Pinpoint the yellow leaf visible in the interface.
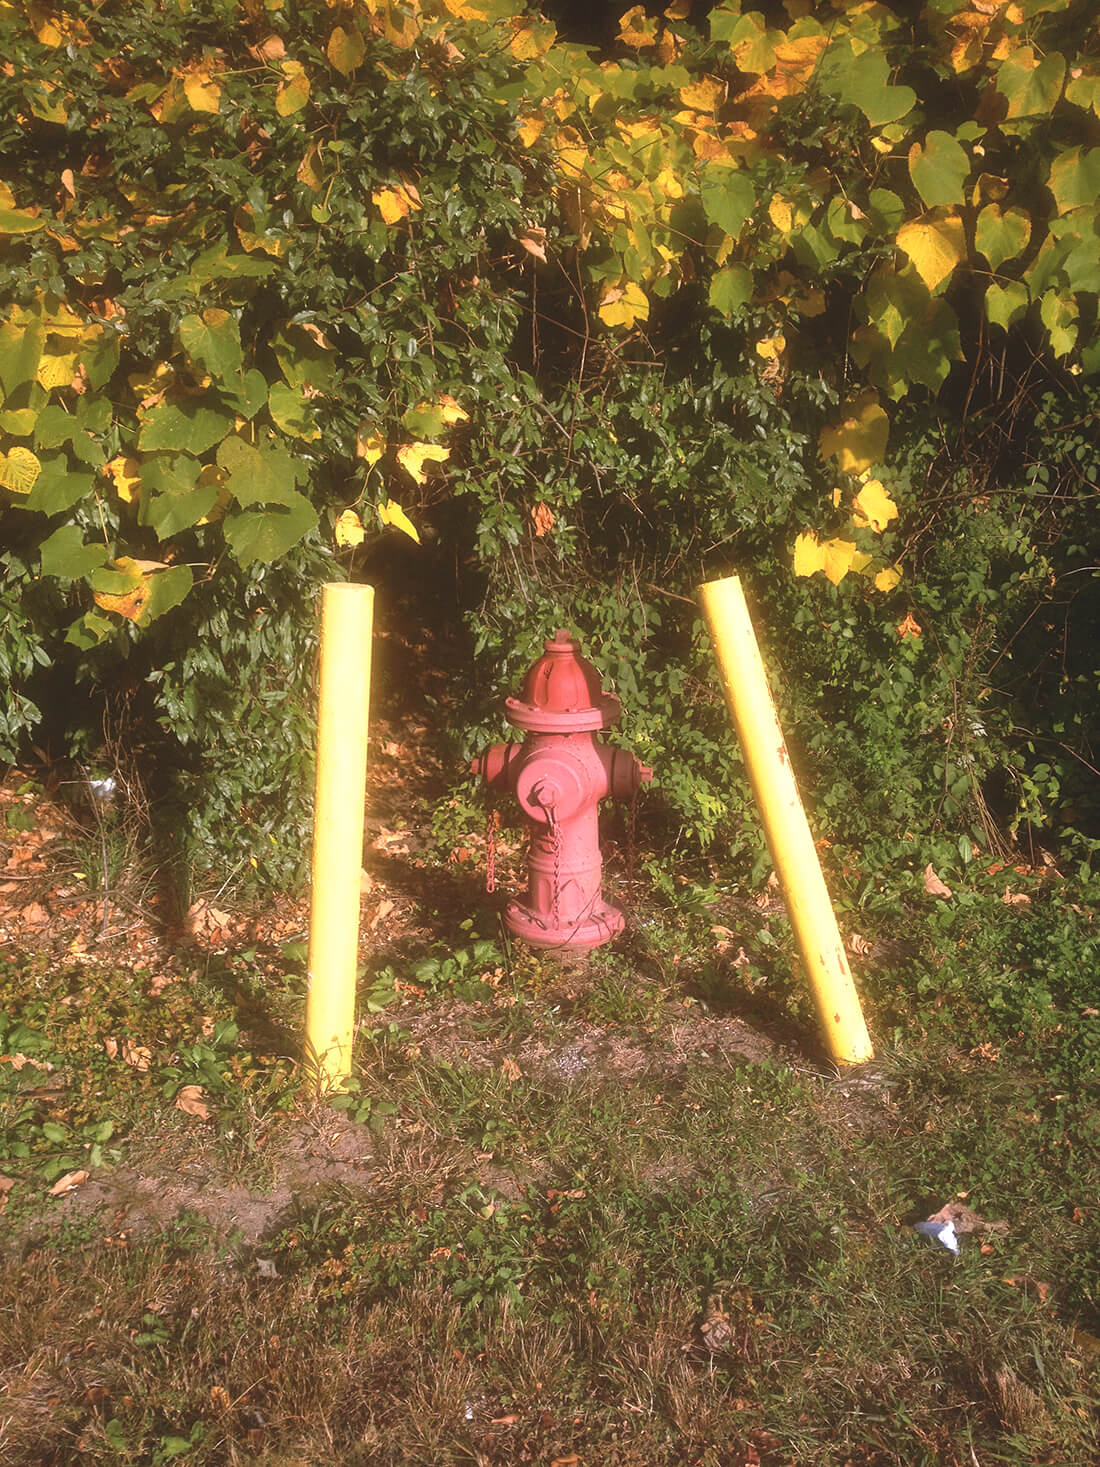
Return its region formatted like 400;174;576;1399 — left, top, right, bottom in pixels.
0;446;41;495
874;565;903;592
94;558;162;622
372;183;422;225
679;76;725;113
853;479;899;532
823;538;857;585
618;5;658;48
755;334;785;360
793;530;825;577
335;508;365;547
327;24;365;76
517;114;545;148
378;499;421;543
396;442;449;485
275;61;310;117
357;425;386;464
819;392;889;473
183;69;222;114
36;351;78;390
654;167;684;200
598;280;649;329
896;209;966;293
509;18;556;60
297;143;325;192
105;456;141;504
437;394;469;425
769;196;793;234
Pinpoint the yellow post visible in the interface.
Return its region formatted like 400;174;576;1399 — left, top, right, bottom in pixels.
697;573;873;1065
305;582;374;1087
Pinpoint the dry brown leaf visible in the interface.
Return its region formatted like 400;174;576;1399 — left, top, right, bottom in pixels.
368;898;395;932
847;932;873;956
103;1037;119;1059
491;1414;520;1426
518;228;547;261
531;501;555;537
0;1175;14;1195
550;1458;580;1467
501;1056;523;1082
210;1385;231;1411
1002;888;1031;905
121;1039;152;1071
700;1292;733;1351
21;902;48;926
49;1169;89;1196
896;610;922;639
176;1091;211;1120
176;1084;211;1120
923;864;952;899
249;35;286;62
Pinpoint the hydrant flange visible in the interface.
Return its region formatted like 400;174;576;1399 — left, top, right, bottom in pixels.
472;629;652;950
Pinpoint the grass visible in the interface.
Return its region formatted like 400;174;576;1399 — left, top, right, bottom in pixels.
1;854;1097;1464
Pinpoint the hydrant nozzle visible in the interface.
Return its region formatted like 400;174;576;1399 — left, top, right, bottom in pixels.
472;629;652;950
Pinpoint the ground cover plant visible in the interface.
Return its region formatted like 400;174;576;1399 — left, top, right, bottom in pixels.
1;747;1097;1466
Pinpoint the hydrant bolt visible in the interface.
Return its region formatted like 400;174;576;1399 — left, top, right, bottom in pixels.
471;629;653;950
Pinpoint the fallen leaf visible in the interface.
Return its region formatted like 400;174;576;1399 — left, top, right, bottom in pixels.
501;1056;523;1081
176;1084;210;1120
847;932;873;956
103;1037;119;1059
121;1039;152;1071
491;1414;520;1426
210;1385;231;1411
700;1292;733;1351
21;902;48;926
49;1169;89;1196
368;898;395;932
1002;887;1031;905
923;864;952;898
0;1175;14;1195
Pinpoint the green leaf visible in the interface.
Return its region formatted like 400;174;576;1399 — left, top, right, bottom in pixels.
1039;290;1077;357
143;565;194;620
790;223;836;271
817;40;916;127
272;326;335;392
975;206;1031;271
826;197;868;245
268;382;320;441
0;408;38;435
79;332;121;391
863;263;929;349
0;207;46;235
1063;231;1100;295
23;457;94;514
985;280;1029;331
146;485;219;538
0;320;45;396
708;265;753;317
223;368;268;420
909;131;970;209
700;168;756;240
223;495;318;566
179;310;243;380
139;400;233;455
996;46;1065;120
217;434;301;507
865;189;904;236
1047;148;1100;215
65;611;115;648
40;525;110;580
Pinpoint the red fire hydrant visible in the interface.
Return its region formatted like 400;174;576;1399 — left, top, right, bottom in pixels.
472;629;653;950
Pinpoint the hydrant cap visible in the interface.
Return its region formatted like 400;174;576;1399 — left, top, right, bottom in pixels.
506;628;621;732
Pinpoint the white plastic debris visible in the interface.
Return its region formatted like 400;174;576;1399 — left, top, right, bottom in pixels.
88;776;117;802
914;1218;960;1254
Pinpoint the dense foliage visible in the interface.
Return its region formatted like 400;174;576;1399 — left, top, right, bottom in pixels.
0;0;1097;883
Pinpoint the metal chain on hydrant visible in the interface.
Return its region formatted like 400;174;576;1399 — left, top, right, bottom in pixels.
548;806;561;930
485;804;498;894
627;783;639;888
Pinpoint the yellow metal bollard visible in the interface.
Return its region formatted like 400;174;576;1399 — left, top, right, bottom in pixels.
697;573;873;1065
305;582;374;1087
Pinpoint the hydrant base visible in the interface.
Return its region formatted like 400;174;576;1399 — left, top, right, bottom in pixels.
504;897;624;951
